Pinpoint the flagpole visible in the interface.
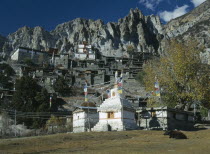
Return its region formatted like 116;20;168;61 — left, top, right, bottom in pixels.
155;77;165;130
121;71;124;131
50;96;52;108
84;81;90;132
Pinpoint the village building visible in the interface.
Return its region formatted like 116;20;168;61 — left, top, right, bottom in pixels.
136;107;195;130
51;53;69;69
74;42;95;61
73;104;99;133
92;87;139;131
92;72;139;131
11;47;51;64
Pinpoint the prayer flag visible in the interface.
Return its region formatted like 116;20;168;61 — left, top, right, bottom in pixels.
84;82;88;102
50;96;52;107
106;89;111;98
118;89;123;94
154;81;160;97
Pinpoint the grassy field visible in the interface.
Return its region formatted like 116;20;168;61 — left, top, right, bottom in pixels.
1;129;210;154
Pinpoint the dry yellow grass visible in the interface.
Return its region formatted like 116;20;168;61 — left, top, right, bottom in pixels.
1;129;210;154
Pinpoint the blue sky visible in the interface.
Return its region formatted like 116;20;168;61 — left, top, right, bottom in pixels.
0;0;206;36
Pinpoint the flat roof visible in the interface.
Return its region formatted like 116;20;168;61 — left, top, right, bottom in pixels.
18;47;52;55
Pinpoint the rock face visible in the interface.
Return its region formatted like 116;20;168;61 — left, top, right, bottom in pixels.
7;26;55;51
164;0;210;64
4;8;163;57
0;35;8;58
0;35;6;50
1;0;210;63
164;0;210;38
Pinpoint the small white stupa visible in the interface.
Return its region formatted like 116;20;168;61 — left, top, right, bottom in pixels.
93;71;139;131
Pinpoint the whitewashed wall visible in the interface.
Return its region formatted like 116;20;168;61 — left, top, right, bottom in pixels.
155;110;167;118
139;109;194;130
73;112;86;133
73;110;99;133
94;110;137;131
75;53;95;60
11;50;19;60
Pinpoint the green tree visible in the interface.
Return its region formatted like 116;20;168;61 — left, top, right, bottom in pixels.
46;115;66;133
0;63;15;77
12;76;41;111
135;71;146;85
142;40;210;110
11;76;41;127
35;88;51;112
53;77;72;96
11;76;59;128
126;45;135;58
0;63;15;89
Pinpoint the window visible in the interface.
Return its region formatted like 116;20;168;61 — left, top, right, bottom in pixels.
107;112;114;119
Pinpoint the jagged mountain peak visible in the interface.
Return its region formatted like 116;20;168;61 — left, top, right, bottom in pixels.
0;4;209;63
0;8;165;57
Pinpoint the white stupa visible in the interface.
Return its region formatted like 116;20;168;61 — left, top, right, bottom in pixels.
93;71;139;131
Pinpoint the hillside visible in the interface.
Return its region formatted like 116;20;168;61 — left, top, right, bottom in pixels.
1;129;210;153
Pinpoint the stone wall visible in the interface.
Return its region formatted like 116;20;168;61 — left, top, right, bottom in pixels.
54;54;69;69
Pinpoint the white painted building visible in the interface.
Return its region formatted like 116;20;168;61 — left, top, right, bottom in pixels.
74;44;95;60
93;87;139;131
11;47;49;64
73;106;99;133
137;107;195;130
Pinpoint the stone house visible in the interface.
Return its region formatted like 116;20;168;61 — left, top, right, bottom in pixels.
73;106;99;133
53;54;69;69
74;44;95;61
11;47;50;64
136;107;195;130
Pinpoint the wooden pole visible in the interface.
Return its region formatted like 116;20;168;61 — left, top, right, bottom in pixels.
14;110;16;137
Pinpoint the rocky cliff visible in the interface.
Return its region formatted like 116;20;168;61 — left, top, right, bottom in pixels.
2;8;163;57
